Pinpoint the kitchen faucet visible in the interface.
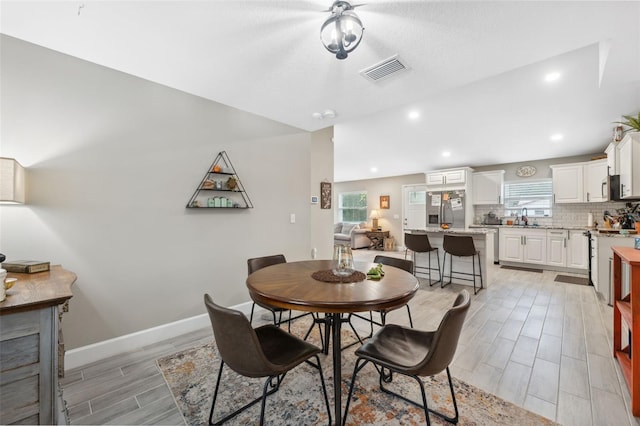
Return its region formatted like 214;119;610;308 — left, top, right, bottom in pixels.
521;208;529;226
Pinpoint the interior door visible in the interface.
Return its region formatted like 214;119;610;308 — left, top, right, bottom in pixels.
403;185;426;230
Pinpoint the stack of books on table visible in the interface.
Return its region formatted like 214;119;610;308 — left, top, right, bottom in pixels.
1;260;50;274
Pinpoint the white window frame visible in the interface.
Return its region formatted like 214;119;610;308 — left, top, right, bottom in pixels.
503;179;553;218
338;191;368;223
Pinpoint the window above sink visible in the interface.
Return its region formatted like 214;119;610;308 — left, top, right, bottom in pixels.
503;179;553;218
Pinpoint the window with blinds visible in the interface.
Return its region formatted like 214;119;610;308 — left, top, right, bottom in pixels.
503;179;553;217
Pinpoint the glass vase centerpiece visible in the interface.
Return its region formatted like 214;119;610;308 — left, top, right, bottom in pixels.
332;244;354;277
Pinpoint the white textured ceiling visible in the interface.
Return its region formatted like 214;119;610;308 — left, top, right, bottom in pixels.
2;1;639;182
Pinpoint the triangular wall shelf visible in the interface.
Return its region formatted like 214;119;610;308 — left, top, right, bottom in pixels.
186;151;253;209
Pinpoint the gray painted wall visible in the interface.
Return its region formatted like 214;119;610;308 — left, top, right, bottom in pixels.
0;35;332;349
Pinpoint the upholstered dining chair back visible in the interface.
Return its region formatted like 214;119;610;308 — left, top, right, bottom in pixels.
204;294;274;377
418;290;470;376
373;255;414;274
248;254;286;275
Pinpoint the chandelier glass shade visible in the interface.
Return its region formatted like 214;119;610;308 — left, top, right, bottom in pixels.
320;1;364;60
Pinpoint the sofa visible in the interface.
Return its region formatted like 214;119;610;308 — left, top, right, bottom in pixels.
334;222;370;249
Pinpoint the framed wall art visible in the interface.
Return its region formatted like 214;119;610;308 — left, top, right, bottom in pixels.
320;182;332;209
380;195;390;209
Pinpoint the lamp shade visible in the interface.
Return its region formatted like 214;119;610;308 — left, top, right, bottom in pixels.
369;209;379;219
0;158;25;204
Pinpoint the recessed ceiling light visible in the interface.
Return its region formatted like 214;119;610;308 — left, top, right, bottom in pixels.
544;72;561;82
370;167;378;173
442;151;451;157
408;110;420;120
550;133;564;141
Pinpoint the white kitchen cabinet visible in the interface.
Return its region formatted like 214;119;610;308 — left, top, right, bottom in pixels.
585;159;608;202
499;228;546;264
605;142;619;175
594;234;636;304
619;133;640;199
551;164;584;203
523;229;546;264
546;229;568;267
567;230;588;270
472;170;504;205
426;168;469;186
544;229;587;270
551;159;608;203
500;230;524;262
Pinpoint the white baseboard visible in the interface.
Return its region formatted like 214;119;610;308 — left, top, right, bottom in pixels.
65;300;259;370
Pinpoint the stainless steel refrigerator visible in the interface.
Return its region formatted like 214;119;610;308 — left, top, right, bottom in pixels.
426;189;466;229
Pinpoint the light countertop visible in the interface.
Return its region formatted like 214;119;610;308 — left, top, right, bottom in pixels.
407;227;496;235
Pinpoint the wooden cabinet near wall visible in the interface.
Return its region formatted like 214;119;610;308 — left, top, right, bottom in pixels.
0;266;75;425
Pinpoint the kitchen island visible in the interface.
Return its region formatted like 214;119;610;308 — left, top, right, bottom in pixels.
406;227;495;288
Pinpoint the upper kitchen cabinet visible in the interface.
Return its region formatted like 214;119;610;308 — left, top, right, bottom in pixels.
551;163;584;203
605;142;619;175
472;170;505;205
550;159;608;203
426;167;473;187
619;133;640;199
585;159;608;202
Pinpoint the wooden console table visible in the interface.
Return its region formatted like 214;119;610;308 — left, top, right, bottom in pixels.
612;246;640;416
366;230;390;250
0;266;76;425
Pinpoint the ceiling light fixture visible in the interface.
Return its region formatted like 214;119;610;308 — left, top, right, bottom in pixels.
544;72;561;82
370;167;378;173
442;151;451;157
320;1;364;60
550;133;564;141
312;109;337;120
408;111;420;120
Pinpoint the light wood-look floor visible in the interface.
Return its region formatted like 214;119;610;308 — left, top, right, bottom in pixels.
60;249;640;425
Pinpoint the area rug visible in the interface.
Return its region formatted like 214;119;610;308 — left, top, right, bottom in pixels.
554;274;590;286
500;265;543;273
157;321;556;425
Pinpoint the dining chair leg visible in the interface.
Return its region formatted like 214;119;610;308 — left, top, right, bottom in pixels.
209;362;282;425
406;305;414;328
249;303;256;324
343;358;370;426
305;354;332;426
428;250;435;286
476;252;484;294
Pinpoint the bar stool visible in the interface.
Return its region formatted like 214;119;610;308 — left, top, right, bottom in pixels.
442;234;483;294
404;232;441;286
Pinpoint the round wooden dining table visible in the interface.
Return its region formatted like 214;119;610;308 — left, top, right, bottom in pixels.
246;259;419;425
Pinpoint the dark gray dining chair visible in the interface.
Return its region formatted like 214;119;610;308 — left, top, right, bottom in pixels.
247;254;290;328
348;255;415;341
343;290;471;426
204;294;331;425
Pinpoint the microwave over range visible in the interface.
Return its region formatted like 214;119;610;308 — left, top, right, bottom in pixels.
603;174;640;201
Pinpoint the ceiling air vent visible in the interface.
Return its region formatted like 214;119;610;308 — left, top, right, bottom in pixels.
360;55;408;82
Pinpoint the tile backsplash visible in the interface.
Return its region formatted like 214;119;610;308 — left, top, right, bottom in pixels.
473;201;632;228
